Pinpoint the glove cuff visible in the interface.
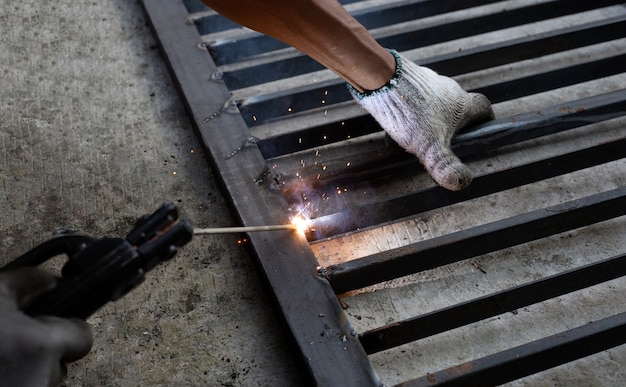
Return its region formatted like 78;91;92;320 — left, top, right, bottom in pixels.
346;49;403;100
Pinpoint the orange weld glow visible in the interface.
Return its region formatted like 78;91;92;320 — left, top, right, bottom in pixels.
290;214;313;234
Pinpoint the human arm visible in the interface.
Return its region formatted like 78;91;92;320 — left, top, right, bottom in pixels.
199;0;494;190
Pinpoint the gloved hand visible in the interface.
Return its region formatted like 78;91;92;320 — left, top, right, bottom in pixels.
348;49;494;191
0;267;93;387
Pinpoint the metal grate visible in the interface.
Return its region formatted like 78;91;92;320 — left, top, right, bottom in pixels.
141;1;626;385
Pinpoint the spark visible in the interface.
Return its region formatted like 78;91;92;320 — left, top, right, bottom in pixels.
290;213;313;234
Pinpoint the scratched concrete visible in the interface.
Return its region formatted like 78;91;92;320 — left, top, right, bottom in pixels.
0;1;305;386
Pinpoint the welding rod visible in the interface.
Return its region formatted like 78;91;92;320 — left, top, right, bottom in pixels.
193;224;299;234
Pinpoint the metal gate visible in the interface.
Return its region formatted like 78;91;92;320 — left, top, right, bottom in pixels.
140;0;626;385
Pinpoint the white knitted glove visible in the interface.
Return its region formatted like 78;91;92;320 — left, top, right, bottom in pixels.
348;50;494;190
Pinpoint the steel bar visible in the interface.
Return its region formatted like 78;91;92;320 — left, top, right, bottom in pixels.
193;14;239;36
323;187;626;293
306;136;626;240
140;1;380;385
143;0;626;385
275;89;626;197
182;0;208;14
243;16;626;137
426;15;626;76
376;0;624;56
209;0;501;65
224;2;625;90
477;54;626;104
360;252;626;354
397;311;626;387
196;0;373;52
350;0;499;31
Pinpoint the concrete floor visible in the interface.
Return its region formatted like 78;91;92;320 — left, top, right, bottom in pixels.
2;1;625;386
0;1;305;385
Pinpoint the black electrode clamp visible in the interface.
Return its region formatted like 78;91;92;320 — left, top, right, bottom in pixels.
1;203;193;319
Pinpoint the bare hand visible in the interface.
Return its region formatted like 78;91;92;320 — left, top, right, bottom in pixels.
0;268;93;387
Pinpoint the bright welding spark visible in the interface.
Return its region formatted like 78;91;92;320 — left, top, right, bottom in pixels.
290;213;312;234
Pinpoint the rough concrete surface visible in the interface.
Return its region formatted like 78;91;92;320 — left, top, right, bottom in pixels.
0;1;305;385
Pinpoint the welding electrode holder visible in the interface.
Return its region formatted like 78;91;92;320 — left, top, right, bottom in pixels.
0;203;193;319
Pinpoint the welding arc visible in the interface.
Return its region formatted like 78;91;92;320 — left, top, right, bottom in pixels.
193;224;298;234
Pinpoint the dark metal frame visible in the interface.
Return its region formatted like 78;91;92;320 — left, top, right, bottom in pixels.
141;1;626;385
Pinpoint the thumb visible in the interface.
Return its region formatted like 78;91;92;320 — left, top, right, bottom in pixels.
37;315;94;362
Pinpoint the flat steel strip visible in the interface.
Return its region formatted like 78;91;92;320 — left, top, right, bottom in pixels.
225;1;625;91
241;15;626;132
324;187;626;293
141;0;626;385
361;252;626;354
140;1;380;385
243;19;626;158
278;89;626;222
209;0;502;65
399;311;626;387
306;136;626;240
